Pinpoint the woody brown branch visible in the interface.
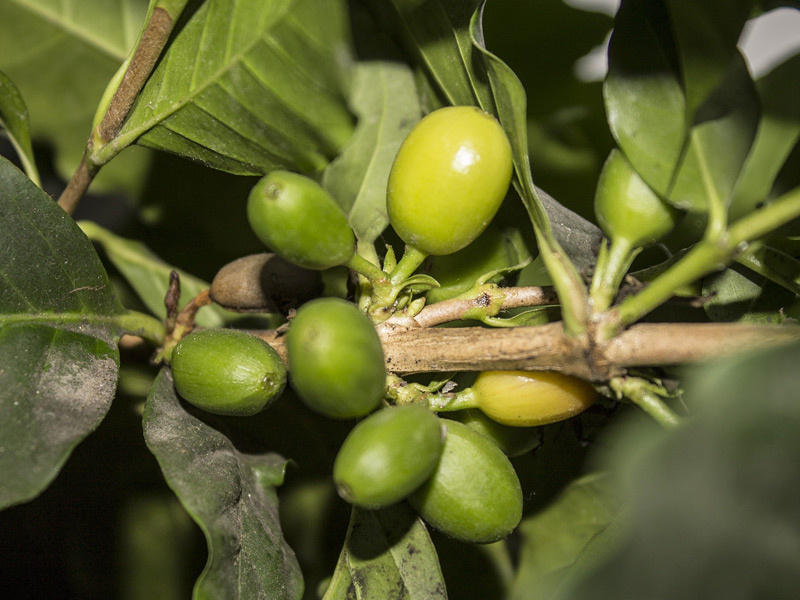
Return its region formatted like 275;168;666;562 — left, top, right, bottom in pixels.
256;321;800;382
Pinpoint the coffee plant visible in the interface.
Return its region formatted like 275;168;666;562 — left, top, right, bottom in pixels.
2;0;800;598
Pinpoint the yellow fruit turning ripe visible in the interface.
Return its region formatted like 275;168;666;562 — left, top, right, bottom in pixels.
472;370;597;427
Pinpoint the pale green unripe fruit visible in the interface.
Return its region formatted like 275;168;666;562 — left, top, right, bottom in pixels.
171;329;286;416
446;409;541;457
333;405;444;508
286;298;386;419
408;420;523;544
387;106;513;256
247;171;355;270
594;149;680;248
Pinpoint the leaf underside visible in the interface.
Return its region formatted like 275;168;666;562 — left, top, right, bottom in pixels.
107;0;354;176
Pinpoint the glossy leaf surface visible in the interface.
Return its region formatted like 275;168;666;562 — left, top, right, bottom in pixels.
0;70;39;185
605;0;759;213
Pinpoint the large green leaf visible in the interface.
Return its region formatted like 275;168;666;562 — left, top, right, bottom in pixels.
368;0;487;109
0;0;151;191
324;504;447;599
0;156;124;509
322;5;422;245
509;474;622;600
0;70;40;186
143;369;303;599
555;340;800;599
605;0;759;213
732;52;800;219
97;0;354;176
665;0;753;115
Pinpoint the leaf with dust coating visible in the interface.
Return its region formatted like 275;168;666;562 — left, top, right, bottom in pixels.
324;503;447;599
142;369;304;600
0;156;124;509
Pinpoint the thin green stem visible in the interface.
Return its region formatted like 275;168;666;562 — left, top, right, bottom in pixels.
628;389;682;428
589;237;637;312
612;377;681;429
692;130;727;242
606;185;800;337
346;252;387;283
727;185;800;244
388;245;428;285
116;310;167;346
536;235;589;337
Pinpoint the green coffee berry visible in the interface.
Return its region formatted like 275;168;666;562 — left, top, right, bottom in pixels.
286;298;386;419
408;420;523;544
170;329;286;416
247;171;355;270
333;405;444;508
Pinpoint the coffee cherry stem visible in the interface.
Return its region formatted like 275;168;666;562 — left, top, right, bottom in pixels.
589;236;640;313
386;373;478;412
366;245;434;320
388;245;428;286
345;251;388;283
610;376;682;429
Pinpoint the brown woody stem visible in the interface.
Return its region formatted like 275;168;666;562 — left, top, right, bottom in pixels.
256;321;800;382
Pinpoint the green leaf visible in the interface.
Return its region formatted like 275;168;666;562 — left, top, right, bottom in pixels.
0;156;124;509
665;0;754;115
468;4;601;271
0;70;40;186
100;0;354;176
605;1;759;213
468;6;592;330
509;474;622;600
373;0;488;109
0;0;152;191
732;52;800;219
323;6;422;245
703;266;796;324
555;340;800;599
702;266;764;321
142;369;303;600
79;220;256;328
737;244;800;296
325;504;447;599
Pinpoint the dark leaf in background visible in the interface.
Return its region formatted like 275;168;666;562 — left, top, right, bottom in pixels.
0;0;152;192
555;340;800;599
